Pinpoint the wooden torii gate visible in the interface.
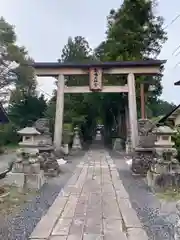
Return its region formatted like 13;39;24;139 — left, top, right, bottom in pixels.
32;60;166;151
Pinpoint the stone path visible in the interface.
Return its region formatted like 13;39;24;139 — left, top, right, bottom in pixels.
30;149;148;240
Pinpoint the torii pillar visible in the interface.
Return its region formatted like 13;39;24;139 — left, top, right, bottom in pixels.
54;74;65;150
127;73;139;149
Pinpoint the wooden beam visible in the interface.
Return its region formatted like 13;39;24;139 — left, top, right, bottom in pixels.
35;68;88;76
64;85;128;93
104;66;161;75
102;85;128;92
34;66;161;77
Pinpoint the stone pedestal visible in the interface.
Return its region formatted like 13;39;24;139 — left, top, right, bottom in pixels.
2;170;45;190
38;152;60;177
26;170;45;190
147;160;180;191
72;132;82;150
61;144;69;155
131;148;154;176
12;161;40;174
95;130;102;141
4;147;45;190
113;138;124;151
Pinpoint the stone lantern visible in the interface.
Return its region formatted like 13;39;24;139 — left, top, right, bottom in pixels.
17;127;41;147
72;126;82;150
5;126;46;190
153;126;178;168
153;125;177;157
147;125;179;191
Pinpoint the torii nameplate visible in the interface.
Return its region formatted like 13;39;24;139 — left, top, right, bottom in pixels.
89;68;102;91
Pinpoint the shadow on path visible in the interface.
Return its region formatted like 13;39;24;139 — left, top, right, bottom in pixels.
111;151;176;240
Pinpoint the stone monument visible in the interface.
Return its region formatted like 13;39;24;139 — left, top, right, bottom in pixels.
34;118;52;146
72;127;82;150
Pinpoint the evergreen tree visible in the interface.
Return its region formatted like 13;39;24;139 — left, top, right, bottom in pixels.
9;94;47;128
95;0;167;132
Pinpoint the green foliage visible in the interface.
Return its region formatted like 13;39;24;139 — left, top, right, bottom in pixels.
60;36;93;63
0;17;41;147
63;123;73;132
108;1;166;59
0;17;36;91
8;94;47;128
45;36;96;136
148;100;176;117
0;123;20;147
94;0;168;135
173;132;180;161
44;93;56;135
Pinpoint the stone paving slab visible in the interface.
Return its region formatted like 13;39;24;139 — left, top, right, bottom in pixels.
29;149;148;240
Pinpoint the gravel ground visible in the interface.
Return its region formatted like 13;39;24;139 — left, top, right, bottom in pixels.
111;151;177;240
0;151;85;240
0;153;16;172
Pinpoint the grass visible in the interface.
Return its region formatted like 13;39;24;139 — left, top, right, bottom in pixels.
0;185;38;216
156;189;180;202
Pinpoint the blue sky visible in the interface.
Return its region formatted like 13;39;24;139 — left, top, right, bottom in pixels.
0;0;180;104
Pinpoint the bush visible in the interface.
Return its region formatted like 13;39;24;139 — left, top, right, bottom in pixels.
173;132;180;161
0;123;20;147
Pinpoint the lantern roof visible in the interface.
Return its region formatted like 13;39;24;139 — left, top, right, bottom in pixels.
17;127;41;135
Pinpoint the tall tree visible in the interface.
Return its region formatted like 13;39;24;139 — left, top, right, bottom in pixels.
0;17;18;104
9;94;47;128
60;36;93;63
46;36;97;139
149;99;176;117
0;17;37;106
96;0;167;60
94;0;167;134
0;17;43;148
